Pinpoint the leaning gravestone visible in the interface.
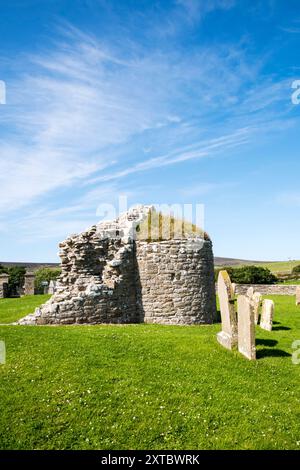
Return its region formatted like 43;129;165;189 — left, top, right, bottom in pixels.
237;295;256;360
296;286;300;306
217;270;237;350
260;299;274;331
252;292;262;325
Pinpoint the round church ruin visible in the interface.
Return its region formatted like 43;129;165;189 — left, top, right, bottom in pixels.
20;206;217;325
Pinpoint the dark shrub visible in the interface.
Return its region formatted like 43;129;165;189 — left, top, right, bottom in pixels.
230;265;277;284
7;266;26;297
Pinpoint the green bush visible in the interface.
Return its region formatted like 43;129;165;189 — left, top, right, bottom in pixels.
215;265;277;284
0;264;8;275
34;267;61;294
292;264;300;274
231;265;277;284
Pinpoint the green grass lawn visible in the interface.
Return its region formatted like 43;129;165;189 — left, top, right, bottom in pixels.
279;280;300;285
0;295;51;324
254;260;300;274
0;295;299;450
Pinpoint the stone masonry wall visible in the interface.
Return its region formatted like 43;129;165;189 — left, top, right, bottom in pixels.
19;206;217;325
136;239;217;324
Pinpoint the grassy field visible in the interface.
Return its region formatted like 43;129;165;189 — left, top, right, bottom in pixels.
214;260;300;274
0;295;299;450
254;261;300;274
0;295;51;324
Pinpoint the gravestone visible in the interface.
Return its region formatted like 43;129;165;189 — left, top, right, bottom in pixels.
23;273;35;296
252;292;262;325
217;270;237;350
48;280;57;295
237;295;256;360
296;286;300;306
260;299;274;331
0;273;9;299
232;283;237;295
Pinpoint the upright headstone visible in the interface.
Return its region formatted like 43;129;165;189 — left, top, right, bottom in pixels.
23;273;35;296
252;292;262;325
260;299;274;331
48;280;57;295
0;273;9;299
231;283;237;295
217;270;237;350
237;295;256;360
296;286;300;306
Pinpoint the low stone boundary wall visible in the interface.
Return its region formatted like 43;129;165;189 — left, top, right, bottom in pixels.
234;284;297;296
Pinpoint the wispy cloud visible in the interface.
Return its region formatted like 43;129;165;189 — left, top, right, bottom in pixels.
88;127;251;183
0;13;295;247
0;21;260;214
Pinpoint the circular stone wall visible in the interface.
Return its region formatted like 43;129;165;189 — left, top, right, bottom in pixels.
135;238;217;324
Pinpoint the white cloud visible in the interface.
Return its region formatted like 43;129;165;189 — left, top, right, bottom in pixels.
88;127;251;183
0;18;293;247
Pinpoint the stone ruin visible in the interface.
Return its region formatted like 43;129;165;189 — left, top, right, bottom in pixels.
19;205;217;325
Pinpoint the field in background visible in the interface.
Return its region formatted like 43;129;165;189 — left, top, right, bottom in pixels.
0;295;299;450
0;295;50;324
253;261;300;274
214;259;300;274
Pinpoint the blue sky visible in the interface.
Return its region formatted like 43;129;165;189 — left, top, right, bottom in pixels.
0;0;300;262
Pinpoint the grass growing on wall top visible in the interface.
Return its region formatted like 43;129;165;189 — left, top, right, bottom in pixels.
136;209;209;242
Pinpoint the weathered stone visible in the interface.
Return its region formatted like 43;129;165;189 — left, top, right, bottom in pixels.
252;292;262;325
231;283;237;295
246;286;254;298
19;206;217;326
217;270;237;350
296;286;300;306
237;295;256;360
23;273;35;296
48;280;57;295
260;299;274;331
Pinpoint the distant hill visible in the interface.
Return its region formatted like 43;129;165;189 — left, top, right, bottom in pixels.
0;262;60;271
1;258;299;274
214;257;269;266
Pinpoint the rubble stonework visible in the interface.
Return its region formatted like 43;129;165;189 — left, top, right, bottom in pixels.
23;273;35;296
19;206;217;325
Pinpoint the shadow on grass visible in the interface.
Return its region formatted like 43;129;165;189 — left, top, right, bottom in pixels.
256;338;278;347
256;348;291;359
267;321;291;331
272;325;291;331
